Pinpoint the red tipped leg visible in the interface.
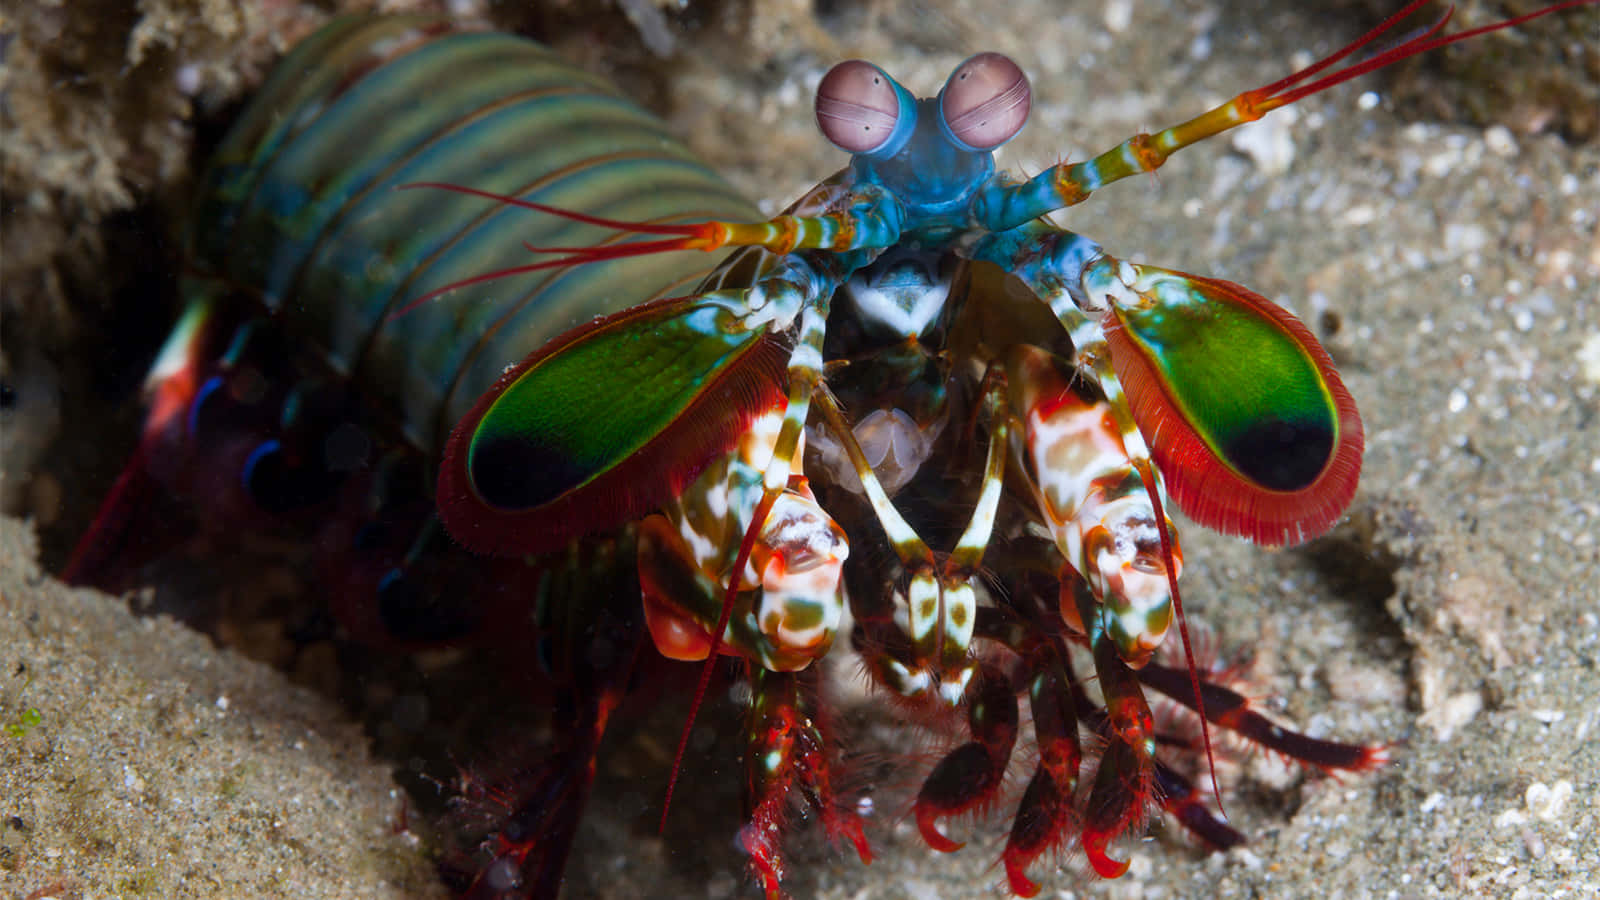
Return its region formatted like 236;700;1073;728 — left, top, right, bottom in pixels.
1002;663;1082;896
740;669;868;899
914;664;1018;852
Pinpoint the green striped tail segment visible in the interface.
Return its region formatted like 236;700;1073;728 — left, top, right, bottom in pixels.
1090;259;1362;547
181;15;760;462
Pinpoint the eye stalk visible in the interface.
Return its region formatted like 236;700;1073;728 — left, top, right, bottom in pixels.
938;52;1030;152
815;60;918;159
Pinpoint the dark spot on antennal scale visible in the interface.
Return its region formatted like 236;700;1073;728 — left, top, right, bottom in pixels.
1226;418;1334;491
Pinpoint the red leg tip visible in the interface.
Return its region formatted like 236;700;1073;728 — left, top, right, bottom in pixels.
737;823;788;900
1003;856;1043;898
839;815;873;864
1356;743;1392;771
1083;829;1130;879
914;804;965;853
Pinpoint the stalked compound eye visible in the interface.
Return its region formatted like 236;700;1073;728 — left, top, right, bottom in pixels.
938;52;1030;152
815;60;917;158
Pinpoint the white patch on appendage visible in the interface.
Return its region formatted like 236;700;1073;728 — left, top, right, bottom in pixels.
1086;266;1140;314
699;477;732;523
1096;374;1125;406
908;575;940;644
891;599;912;635
1091;499;1180;659
143;302;211;433
790;342;823;373
761;406;809;494
1098;545;1174;656
958;462;1004;553
1028;405;1130;525
1095;498;1162;561
763;494;849;565
739;408;787;463
764;457;794;493
1065;320;1105;357
938;668;973;707
668;407;805;579
887;661;932;699
681;517;720;570
858;459;919;547
735;277;807;332
1117;143;1147;178
942;581;976;652
850;277;946;339
147;304;207;390
745;283;768;311
758;591;839;660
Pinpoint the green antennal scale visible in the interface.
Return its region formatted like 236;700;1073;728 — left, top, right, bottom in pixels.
1094;262;1362;547
439;297;787;556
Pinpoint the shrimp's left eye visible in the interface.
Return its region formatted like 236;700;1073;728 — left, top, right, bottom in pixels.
938;52;1030;152
815;60;917;159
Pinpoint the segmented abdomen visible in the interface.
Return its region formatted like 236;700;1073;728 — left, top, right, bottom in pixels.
185;16;759;455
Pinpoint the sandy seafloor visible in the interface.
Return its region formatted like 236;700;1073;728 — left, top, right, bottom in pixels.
2;1;1598;899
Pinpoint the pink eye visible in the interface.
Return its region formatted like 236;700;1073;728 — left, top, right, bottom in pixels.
815;60;912;156
938;53;1030;152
